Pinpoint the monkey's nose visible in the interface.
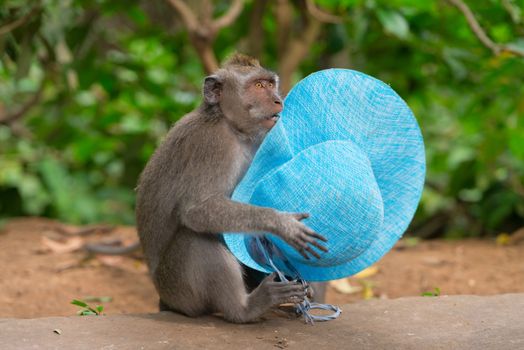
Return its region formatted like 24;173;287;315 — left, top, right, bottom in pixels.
274;99;283;113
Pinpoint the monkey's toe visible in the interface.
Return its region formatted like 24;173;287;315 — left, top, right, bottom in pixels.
269;282;307;305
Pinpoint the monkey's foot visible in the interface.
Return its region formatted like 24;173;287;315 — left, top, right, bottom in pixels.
271;304;301;319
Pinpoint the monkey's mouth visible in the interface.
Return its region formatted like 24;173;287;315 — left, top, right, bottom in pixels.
264;114;280;122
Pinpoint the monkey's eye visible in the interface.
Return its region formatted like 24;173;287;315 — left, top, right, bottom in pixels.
268;82;273;88
255;82;263;88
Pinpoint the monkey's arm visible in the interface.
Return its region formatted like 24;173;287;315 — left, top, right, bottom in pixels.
182;196;279;233
181;197;327;259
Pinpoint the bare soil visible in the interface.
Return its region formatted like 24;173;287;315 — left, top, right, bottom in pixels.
1;217;523;318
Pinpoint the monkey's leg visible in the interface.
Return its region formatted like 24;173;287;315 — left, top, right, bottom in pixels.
206;247;306;323
155;230;307;323
153;232;213;318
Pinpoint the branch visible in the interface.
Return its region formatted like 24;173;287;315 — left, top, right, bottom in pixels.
275;0;293;55
501;0;521;24
305;0;343;24
247;0;268;57
446;0;524;57
0;83;44;125
166;0;244;74
166;0;199;32
192;41;219;73
212;0;244;31
278;1;322;93
0;6;41;36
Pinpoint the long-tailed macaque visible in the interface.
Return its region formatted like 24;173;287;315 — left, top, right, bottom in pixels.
135;54;328;323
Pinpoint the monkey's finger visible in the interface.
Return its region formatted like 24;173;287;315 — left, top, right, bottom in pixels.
267;280;302;288
294;237;312;251
289;237;313;260
304;228;328;243
275;284;307;295
283;295;306;304
304;245;321;259
311;240;329;253
296;246;310;260
304;236;329;253
265;272;279;282
293;212;310;221
274;284;306;294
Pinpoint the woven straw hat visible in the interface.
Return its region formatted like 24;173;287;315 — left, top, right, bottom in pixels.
223;69;425;282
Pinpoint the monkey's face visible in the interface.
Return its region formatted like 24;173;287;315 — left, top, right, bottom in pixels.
240;72;283;130
204;67;283;134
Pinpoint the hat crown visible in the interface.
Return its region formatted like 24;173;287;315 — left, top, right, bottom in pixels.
248;139;384;267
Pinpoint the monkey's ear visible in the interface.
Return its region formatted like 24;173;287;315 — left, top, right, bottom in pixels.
203;75;222;105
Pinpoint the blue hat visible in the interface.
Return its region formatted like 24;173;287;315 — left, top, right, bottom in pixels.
223;69;425;282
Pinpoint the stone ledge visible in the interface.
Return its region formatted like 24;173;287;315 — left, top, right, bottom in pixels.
1;294;523;350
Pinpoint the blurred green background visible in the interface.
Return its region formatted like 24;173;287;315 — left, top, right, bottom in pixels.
1;0;523;238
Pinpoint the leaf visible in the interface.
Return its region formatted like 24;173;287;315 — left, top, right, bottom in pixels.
496;233;511;246
79;310;97;316
421;287;441;297
87;306;99;315
96;255;124;267
330;278;362;295
361;280;375;300
41;236;84;254
96;305;104;313
376;9;410;40
404;237;420;248
353;266;379;279
71;299;88;308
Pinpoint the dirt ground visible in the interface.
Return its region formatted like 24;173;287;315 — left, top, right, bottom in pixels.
1;217;523;318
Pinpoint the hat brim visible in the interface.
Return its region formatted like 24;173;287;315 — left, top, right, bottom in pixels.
223;69;425;281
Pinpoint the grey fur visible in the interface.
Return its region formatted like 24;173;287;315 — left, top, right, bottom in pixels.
136;55;327;323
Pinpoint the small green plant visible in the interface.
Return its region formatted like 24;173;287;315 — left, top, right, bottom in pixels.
71;299;104;316
421;287;441;297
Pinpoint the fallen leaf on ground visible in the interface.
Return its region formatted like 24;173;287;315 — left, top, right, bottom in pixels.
395;237;420;250
496;233;511;246
330;278;362;294
41;236;84;254
96;255;124;267
354;266;379;279
360;280;375;300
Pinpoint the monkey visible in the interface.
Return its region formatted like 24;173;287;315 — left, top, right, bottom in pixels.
134;54;328;323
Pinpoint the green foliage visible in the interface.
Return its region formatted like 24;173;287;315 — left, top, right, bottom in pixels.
1;0;200;224
1;0;523;237
71;299;104;316
421;287;441;297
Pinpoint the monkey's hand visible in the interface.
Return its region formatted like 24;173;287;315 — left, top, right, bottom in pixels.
258;273;307;306
275;212;328;260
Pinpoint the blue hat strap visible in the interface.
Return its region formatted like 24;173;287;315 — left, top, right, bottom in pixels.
253;235;341;324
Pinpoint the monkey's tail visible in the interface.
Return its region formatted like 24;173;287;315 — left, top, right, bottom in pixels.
84;241;141;255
